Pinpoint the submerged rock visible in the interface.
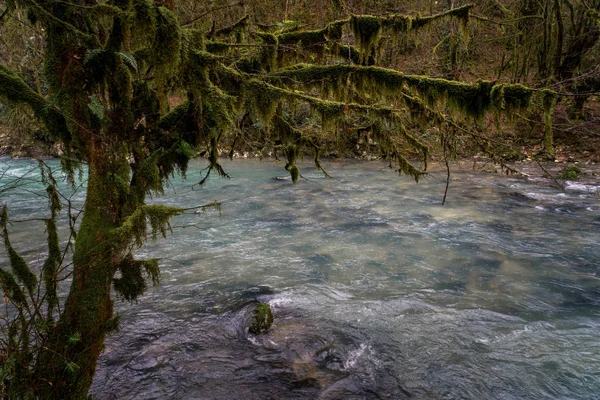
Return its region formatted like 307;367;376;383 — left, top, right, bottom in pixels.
249;302;274;334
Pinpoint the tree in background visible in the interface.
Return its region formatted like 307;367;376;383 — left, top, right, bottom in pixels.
0;0;557;397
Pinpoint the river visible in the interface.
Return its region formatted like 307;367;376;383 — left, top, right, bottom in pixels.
1;158;599;399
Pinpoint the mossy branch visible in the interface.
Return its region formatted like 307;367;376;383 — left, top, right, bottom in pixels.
21;0;95;42
274;63;540;120
350;4;474;62
212;14;249;38
113;204;184;248
0;65;70;143
244;79;429;179
271;116;329;181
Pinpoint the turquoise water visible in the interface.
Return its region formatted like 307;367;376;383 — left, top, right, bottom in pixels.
1;158;600;399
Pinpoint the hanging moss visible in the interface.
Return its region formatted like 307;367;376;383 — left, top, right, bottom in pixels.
0;268;27;308
494;84;533;112
409;4;473;31
244;79;281;123
43;217;61;314
392;117;430;170
384;15;412;33
350;15;381;63
407;78;496;119
200;85;235;133
1;206;37;296
327;20;346;41
346;5;473;63
0;65;70;143
205;40;231;55
400;92;444;125
254;32;279;71
285;144;300;183
130;152;164;202
114;204;184;247
337;44;373;65
131;82;161;128
141;4;182;90
191;50;223;68
394;153;426;183
159;100;190;130
131;0;157;52
278;29;327;46
274;64;538;120
113;254;160;302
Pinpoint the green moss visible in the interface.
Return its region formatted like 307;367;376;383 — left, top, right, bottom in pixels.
274;64;538;120
394;153;426;183
337;44;370;65
249;303;274;334
1;206;37;296
244;79;281;123
327;20;346;41
350;15;381;63
0;65;70;143
43;218;61;313
285;144;300;183
191;50;222;68
495;84;533;112
278;29;327;46
254;32;279;71
205;40;231;54
113;254;160;302
132;0;158;46
0;269;27;308
114;204;184;247
159;100;190;130
152;6;181;68
131;82;161;128
557;165;582;180
348;5;474;63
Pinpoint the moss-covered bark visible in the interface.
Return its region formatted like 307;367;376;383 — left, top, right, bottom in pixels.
38;164;120;398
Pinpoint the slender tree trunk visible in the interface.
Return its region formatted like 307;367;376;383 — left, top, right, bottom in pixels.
553;0;564;80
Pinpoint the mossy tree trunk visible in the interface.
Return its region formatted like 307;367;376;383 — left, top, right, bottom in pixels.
39;171;117;397
38;138;134;397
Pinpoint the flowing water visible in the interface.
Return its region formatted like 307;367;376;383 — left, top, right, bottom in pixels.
1;158;600;399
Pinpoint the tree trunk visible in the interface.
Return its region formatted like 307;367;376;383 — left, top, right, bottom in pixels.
553;0;564;80
38;161;124;399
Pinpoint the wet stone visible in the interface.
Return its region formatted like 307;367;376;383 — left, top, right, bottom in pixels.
249;303;274;335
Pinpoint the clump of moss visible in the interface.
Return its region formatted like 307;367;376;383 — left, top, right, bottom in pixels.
557;165;583;180
249;303;274;334
501;148;525;161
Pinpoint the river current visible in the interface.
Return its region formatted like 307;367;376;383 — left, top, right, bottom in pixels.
1;158;599;399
